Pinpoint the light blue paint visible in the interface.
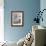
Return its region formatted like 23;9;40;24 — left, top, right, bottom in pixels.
4;0;40;42
40;0;46;27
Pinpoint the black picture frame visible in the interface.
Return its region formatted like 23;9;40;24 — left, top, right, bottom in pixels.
11;11;24;27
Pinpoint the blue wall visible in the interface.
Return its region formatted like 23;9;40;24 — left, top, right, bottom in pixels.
40;0;46;27
4;0;40;42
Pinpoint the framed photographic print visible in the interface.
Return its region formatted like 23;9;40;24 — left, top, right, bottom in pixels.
11;11;24;27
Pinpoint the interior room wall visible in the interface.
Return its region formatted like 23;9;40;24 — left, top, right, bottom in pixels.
4;0;40;42
40;0;46;27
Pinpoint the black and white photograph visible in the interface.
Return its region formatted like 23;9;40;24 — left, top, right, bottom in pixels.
11;11;24;27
